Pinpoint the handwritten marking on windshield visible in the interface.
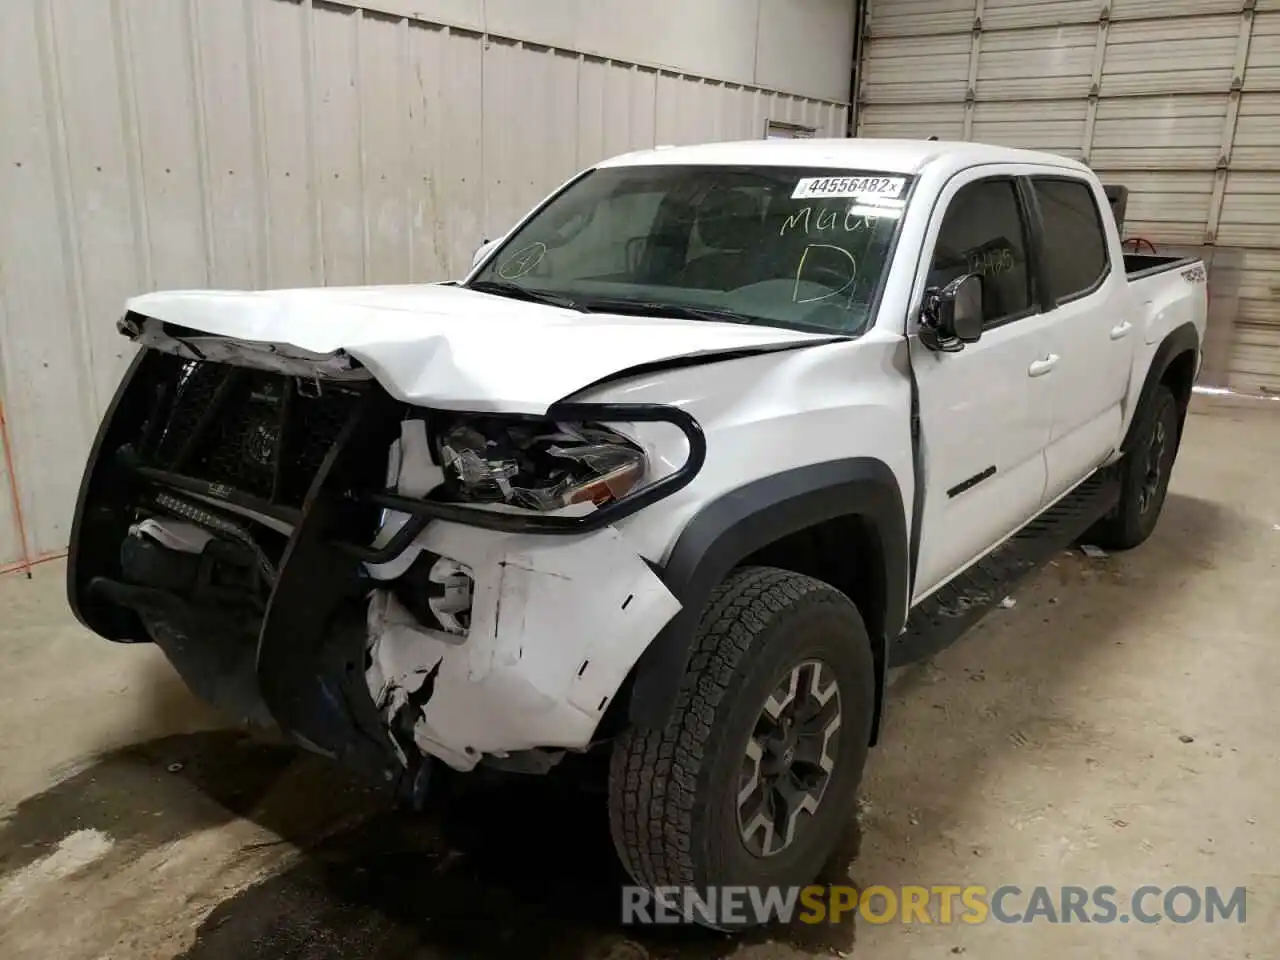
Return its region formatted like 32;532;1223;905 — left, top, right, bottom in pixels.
779;205;897;237
792;244;858;304
497;242;547;280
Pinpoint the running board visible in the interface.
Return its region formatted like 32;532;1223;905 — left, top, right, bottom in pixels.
891;471;1121;667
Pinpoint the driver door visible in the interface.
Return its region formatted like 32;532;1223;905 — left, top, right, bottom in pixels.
910;173;1057;601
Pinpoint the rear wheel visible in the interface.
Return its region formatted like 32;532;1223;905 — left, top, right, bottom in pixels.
1090;384;1180;550
608;566;874;928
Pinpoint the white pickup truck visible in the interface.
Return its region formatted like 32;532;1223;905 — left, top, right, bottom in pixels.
69;139;1206;923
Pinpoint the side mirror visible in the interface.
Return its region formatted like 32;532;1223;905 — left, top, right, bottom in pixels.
921;273;984;352
472;238;498;269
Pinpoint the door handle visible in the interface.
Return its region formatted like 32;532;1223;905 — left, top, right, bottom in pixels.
1028;354;1060;377
1110;321;1134;340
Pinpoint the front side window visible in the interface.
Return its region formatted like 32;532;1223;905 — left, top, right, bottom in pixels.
928;178;1033;326
467;165;911;335
1032;177;1110;302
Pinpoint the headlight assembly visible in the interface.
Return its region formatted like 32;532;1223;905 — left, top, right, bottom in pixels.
337;403;705;550
436;417;647;511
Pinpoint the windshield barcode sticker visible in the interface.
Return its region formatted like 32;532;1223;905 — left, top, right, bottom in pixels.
792;176;906;200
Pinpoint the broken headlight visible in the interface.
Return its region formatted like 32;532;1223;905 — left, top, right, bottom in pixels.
435;417;646;512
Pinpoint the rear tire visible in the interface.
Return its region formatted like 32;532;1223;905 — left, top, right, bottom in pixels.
1090;384;1180;550
608;566;874;929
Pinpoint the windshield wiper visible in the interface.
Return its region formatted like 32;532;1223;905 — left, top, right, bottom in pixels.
577;297;761;327
467;279;585;312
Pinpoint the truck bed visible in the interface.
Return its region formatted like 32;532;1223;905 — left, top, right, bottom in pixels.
1124;252;1199;280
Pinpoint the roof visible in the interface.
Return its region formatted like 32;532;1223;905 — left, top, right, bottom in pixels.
595;138;1091;177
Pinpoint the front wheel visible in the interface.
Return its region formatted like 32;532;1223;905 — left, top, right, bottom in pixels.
608;566;874;928
1090;384;1181;550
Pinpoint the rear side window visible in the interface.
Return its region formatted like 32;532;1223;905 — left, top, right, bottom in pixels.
1032;177;1110;303
928;178;1033;326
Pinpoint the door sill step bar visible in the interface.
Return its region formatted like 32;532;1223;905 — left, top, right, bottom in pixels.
892;470;1121;667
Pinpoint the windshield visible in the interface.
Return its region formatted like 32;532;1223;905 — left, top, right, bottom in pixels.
467;164;910;335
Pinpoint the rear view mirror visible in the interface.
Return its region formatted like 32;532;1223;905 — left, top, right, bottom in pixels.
921;273;984;352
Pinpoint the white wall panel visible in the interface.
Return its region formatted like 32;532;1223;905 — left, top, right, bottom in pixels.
1232;92;1280;170
262;0;323;288
861;33;973;104
1243;12;1280;93
756;0;858;104
483;0;579;49
1218;174;1280;249
860;0;1280;394
1090;95;1229;170
867;0;974;38
1100;16;1239;97
1223;245;1280;393
859;103;966;139
357;0;856;102
1109;0;1242;20
193;0;262;292
1092;172;1216;246
971;99;1086;155
574;0;761;96
0;0;121;561
976;25;1096;100
313;4;366;287
982;0;1099;31
0;0;850;569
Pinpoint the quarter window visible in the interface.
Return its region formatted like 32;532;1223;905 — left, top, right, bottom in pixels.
928;178;1033;326
1031;177;1110;302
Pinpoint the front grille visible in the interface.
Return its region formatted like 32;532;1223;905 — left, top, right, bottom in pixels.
151;361;225;464
139;357;363;510
279;379;361;505
191;371;285;499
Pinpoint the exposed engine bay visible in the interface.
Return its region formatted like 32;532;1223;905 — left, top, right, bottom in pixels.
70;344;683;787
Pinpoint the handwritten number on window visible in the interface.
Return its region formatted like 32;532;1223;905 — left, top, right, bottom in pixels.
966;247;1014;278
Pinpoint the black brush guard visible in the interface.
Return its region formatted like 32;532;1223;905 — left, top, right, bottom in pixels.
69;349;404;781
68;347;704;785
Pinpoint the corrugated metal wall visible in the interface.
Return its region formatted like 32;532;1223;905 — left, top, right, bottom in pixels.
0;0;849;572
858;0;1280;398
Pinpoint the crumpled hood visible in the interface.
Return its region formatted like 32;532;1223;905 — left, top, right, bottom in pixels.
124;284;841;414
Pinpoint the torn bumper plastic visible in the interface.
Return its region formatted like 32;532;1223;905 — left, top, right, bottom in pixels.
68;348;691;786
365;519;681;772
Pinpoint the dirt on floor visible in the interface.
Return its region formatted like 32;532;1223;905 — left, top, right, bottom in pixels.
0;398;1276;959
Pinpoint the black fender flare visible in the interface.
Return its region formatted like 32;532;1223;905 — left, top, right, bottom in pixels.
1121;321;1201;454
628;458;909;735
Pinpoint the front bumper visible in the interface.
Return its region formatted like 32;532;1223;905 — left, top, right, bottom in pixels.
365;520;680;771
68;348;685;784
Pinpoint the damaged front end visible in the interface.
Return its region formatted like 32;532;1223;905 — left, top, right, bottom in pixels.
69;338;699;790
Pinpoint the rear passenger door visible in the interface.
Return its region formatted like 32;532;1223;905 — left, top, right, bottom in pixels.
1029;175;1137;502
910;173;1056;600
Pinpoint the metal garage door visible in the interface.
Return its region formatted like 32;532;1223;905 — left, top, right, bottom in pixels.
858;0;1280;396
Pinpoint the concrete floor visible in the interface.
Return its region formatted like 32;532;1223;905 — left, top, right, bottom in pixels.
1;398;1276;959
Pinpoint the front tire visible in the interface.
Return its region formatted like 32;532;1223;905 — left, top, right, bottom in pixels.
1091;384;1181;550
608;566;874;927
